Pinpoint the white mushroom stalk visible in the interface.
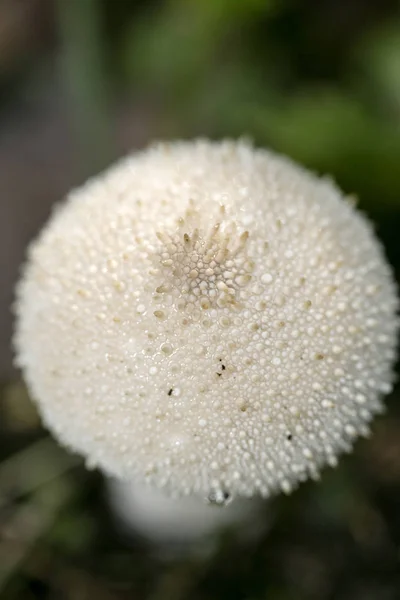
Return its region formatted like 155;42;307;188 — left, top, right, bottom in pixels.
14;140;398;541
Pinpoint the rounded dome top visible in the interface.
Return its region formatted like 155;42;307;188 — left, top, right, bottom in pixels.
14;139;398;503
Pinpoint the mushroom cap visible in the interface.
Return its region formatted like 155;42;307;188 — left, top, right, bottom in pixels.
14;140;398;502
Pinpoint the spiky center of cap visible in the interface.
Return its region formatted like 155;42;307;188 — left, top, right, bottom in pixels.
152;206;254;321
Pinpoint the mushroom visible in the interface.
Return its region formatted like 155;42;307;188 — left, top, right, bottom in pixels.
14;139;398;544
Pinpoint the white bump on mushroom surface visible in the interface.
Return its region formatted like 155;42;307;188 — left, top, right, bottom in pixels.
14;139;399;502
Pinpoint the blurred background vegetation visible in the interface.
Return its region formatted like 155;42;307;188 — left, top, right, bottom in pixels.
1;0;400;598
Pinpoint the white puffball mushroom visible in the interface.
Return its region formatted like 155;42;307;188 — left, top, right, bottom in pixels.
14;139;398;540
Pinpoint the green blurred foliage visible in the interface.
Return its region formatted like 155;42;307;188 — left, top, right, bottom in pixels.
117;0;400;211
355;19;400;117
123;0;278;107
4;0;398;211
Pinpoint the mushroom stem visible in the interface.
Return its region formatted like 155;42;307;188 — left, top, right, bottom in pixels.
106;479;267;553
